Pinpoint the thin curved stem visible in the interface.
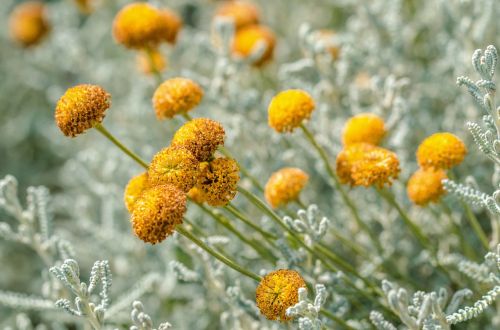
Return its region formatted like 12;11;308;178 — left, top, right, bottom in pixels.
146;47;163;86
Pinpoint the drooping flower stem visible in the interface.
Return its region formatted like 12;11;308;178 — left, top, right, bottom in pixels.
299;124;383;253
177;225;262;282
146;47;163;85
94;123;149;169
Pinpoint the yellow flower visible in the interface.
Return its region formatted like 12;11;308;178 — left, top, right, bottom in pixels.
137;49;167;75
336;143;400;187
131;184;186;244
152;77;204;119
416;132;467;170
264;168;309;208
268;89;315;133
195;158;240;207
124;172;149;213
187;186;206;204
342;113;386;146
148;146;199;192
407;168;447;206
232;24;276;66
112;3;169;49
171;118;225;162
160;8;183;44
9;1;50;48
214;1;260;30
55;84;111;137
256;269;306;321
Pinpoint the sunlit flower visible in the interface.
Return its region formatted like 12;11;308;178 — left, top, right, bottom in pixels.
124;172;149;213
55;84;111;137
342;113;386;146
131;184;186;244
152;77;204;120
9;1;50;48
137;48;167;75
160;8;183;44
407;168;447;206
256;269;306;321
268;89;315;133
187;186;206;204
171;118;225;162
148;146;199;193
232;24;276;66
214;1;260;30
112;3;169;49
264;168;309;208
195;158;240;206
336;143;375;185
416;132;467;170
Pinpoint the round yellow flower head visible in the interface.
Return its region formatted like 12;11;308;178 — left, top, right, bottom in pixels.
342;113;386;146
148;146;199;192
187;186;206;204
195;158;240;207
9;1;50;48
171;118;225;162
124;172;149;213
268;89;316;133
137;48;167;75
214;1;260;30
112;3;169;49
311;29;341;60
336;143;400;187
256;269;306;321
152;77;204;120
232;24;276;66
264;168;309;209
55;84;111;137
416;132;467;170
131;184;186;244
407;168;447;206
160;8;183;44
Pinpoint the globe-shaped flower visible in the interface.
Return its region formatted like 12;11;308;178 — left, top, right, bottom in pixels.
214;1;260;30
131;184;186;244
195;158;240;207
112;3;169;49
9;1;50;48
187;186;206;204
152;77;203;119
171;118;225;162
268;89;315;133
416;132;467;170
124;172;149;212
256;269;306;321
160;8;183;44
232;24;276;66
137;49;167;75
407;168;447;206
342;113;386;146
148;146;199;192
336;143;376;185
55;84;111;137
264;168;309;208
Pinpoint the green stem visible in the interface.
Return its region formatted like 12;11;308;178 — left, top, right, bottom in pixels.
94;123;149;169
181;112;193;121
177;225;262;282
146;47;163;86
225;203;277;240
219;146;265;193
438;203;477;260
319;309;356;330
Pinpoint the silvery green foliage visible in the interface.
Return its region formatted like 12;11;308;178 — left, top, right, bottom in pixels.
286;284;327;330
284;205;329;246
129;301;172;330
50;259;111;329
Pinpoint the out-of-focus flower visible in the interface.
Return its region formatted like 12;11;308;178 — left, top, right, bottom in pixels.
407;168;447;206
137;49;167;75
152;77;203;119
55;84;111;137
342;113;386;146
124;172;150;213
171;118;225;162
160;8;183;44
131;184;186;244
268;89;315;133
9;1;50;48
232;24;276;66
416;132;467;170
148;146;199;193
264;168;309;208
195;158;240;206
112;3;170;49
214;1;260;30
255;269;306;321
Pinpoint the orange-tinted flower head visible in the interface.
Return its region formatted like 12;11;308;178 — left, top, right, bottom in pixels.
416;132;467;170
232;24;276;66
124;172;150;213
214;1;260;30
195;158;240;206
152;77;203;119
9;1;50;47
264;168;309;208
407;168;448;206
268;89;315;133
342;113;386;146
